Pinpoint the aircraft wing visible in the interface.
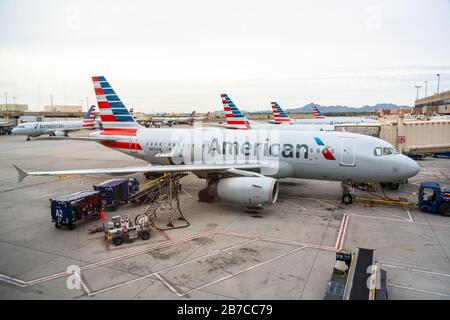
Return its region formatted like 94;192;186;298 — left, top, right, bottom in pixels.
45;136;117;142
13;163;265;182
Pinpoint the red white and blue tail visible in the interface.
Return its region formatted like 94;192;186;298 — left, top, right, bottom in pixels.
82;105;95;128
271;102;294;124
221;94;250;130
312;106;326;119
91;76;141;130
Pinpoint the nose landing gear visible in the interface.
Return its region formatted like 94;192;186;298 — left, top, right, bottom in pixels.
341;181;353;204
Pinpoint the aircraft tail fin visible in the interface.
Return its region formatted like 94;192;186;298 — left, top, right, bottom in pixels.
312;106;325;119
82;105;96;128
91;76;142;130
221;94;251;130
271;102;293;124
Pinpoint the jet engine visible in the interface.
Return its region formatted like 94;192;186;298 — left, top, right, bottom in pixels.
208;177;279;205
52;131;67;137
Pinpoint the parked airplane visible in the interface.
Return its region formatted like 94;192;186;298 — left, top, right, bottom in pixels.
151;111;210;126
11;106;97;141
14;76;420;206
311;106;377;124
222;95;334;131
270;103;377;125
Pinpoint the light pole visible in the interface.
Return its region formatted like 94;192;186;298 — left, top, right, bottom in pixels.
415;85;421;100
4;92;7;112
50;94;54;112
436;74;440;94
424;81;427;97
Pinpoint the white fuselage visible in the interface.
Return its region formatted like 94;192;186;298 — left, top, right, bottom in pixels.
11;120;85;137
262;122;335;131
292;117;378;125
91;127;419;183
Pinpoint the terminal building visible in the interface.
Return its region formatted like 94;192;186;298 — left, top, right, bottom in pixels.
0;104;28;112
43;105;82;112
414;89;450;115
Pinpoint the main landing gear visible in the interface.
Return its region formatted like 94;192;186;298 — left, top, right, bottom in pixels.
26;136;31;141
380;182;400;190
341;181;353;205
198;188;214;202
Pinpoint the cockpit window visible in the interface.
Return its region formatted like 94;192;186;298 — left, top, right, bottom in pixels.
383;147;399;155
383;147;392;155
374;147;382;156
389;147;399;154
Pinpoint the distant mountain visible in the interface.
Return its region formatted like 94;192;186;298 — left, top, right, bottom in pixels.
285;102;411;114
213;102;411;115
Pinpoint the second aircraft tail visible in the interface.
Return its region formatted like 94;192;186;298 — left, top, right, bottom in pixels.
221;94;250;130
91;76;142;130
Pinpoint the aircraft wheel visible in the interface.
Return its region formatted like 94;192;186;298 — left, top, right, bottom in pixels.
198;188;214;202
438;203;450;217
55;222;62;229
342;194;352;205
26;136;30;141
388;182;400;190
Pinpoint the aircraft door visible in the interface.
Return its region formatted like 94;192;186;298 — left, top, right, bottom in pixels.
340;138;355;166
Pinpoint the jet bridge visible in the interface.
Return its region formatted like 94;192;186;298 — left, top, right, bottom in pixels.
335;117;450;155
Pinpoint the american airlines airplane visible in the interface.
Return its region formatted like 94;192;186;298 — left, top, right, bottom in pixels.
221;95;334;131
11;106;97;141
151;111;210;126
13;76;420;206
270;103;378;125
311;106;378;124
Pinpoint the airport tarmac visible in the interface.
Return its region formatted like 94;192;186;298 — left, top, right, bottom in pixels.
0;130;449;300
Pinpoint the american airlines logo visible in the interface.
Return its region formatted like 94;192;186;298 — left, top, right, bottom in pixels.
313;137;336;161
37;123;65;129
207;138;310;159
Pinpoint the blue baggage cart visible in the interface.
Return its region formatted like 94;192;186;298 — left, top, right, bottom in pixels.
93;178;140;210
50;190;102;230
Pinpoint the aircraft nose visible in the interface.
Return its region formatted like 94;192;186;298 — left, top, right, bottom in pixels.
11;128;17;135
403;155;420;178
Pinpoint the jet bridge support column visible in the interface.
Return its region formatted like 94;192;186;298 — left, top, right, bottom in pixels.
396;116;404;154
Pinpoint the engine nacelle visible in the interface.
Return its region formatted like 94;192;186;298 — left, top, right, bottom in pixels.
208;177;279;205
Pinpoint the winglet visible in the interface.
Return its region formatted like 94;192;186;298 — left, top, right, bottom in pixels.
13;164;28;183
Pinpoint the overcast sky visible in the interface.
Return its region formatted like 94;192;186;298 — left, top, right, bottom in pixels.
1;0;449;112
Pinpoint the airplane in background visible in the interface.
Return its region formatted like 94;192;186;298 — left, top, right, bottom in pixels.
269;103;378;125
222;95;334;131
150;111;210;127
14;76;420;206
11;106;97;141
311;106;378;124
